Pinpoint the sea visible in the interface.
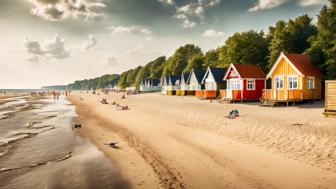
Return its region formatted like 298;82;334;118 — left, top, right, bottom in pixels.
0;95;130;189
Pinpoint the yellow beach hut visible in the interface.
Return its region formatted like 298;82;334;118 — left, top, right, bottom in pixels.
261;52;323;106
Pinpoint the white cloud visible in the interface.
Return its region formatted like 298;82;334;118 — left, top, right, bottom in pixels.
108;25;152;35
107;56;118;66
249;0;328;12
126;45;161;56
29;0;106;21
82;34;98;51
159;0;221;28
298;0;329;6
183;20;196;28
24;35;70;61
158;0;175;5
202;29;224;37
249;0;287;12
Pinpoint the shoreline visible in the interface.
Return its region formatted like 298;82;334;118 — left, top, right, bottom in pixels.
68;92;336;189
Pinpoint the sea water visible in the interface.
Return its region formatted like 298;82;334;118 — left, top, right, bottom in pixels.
0;96;130;189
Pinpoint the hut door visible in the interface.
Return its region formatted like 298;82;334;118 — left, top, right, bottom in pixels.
226;80;232;99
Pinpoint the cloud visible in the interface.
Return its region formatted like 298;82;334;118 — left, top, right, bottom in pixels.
183;20;196;28
248;0;287;12
26;55;40;63
202;29;224;37
108;25;152;35
159;0;221;28
24;35;70;61
126;45;161;56
82;34;98;51
298;0;329;6
249;0;328;12
158;0;175;5
107;56;118;66
29;0;106;21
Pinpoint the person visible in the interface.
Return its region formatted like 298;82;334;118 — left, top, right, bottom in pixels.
52;91;56;99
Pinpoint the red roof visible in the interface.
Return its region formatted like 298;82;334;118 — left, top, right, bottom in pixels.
231;64;266;79
283;53;322;77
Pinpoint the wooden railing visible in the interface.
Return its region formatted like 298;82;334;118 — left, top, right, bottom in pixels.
262;89;303;101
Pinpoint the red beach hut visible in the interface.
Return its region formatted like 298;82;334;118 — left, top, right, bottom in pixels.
221;64;266;102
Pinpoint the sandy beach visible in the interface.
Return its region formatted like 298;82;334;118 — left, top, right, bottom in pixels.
68;92;336;189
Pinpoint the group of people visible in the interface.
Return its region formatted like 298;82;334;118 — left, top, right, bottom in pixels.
30;91;47;96
100;96;129;110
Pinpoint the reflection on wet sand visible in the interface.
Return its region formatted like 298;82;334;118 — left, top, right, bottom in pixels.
0;96;130;189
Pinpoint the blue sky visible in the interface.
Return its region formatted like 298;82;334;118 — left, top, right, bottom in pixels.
0;0;329;88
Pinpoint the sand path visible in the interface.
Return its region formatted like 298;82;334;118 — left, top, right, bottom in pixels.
69;92;336;189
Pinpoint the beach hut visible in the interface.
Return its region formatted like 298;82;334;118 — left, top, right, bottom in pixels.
176;72;190;96
199;67;227;99
161;75;179;95
261;52;322;106
187;69;205;96
221;64;266;102
140;78;161;92
324;80;336;117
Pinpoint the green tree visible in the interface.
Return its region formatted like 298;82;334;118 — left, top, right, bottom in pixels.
203;48;220;68
163;44;203;76
185;54;205;72
307;0;336;79
218;30;269;70
268;15;317;67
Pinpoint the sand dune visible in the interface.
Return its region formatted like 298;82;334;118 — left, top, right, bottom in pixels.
69;92;336;189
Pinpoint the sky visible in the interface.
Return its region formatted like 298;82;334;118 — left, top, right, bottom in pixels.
0;0;329;89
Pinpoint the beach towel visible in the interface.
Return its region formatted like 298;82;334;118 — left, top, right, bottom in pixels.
227;109;239;119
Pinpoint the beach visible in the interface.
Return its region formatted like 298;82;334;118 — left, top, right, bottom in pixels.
68;92;336;189
0;95;130;189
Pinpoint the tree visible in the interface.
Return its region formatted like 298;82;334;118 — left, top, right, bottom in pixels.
268;15;317;68
163;44;203;76
185;54;205;72
218;30;269;70
307;0;336;79
203;48;220;68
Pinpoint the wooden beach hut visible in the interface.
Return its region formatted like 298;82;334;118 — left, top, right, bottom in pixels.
221;64;266;102
324;81;336;117
261;52;322;106
161;75;179;95
177;72;190;96
187;69;205;96
140;78;161;92
199;67;227;99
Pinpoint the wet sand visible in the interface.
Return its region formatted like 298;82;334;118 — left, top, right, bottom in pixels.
69;92;336;189
0;95;130;189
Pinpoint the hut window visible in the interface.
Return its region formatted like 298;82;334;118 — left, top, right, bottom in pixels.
247;80;256;90
228;79;241;90
307;77;315;89
288;75;298;89
275;76;284;89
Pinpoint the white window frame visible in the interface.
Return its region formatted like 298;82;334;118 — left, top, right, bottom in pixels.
246;80;256;91
228;79;241;90
274;75;284;90
307;76;315;89
288;75;298;90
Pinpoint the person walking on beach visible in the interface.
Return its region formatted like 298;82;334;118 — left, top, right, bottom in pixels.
52;91;56;99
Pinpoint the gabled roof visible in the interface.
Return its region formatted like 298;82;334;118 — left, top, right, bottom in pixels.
170;75;180;85
267;52;322;78
182;72;190;82
187;69;205;84
202;67;227;83
143;78;160;86
224;64;266;80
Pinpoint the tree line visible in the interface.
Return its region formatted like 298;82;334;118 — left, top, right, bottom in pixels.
67;1;336;90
